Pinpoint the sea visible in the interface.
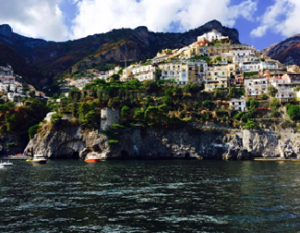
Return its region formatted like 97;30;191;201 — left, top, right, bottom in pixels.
0;160;300;232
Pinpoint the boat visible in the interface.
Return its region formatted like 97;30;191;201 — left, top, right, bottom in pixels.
31;155;47;164
85;153;100;163
0;161;13;167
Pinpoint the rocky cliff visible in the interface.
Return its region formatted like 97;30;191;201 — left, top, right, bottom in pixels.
262;34;300;66
24;122;300;160
0;20;240;86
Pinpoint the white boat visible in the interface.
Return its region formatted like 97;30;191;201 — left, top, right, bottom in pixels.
85;153;101;163
0;161;13;167
31;155;47;164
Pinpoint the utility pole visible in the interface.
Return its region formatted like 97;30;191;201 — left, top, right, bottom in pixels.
120;46;134;68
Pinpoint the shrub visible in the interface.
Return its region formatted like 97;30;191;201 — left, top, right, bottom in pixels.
110;124;126;130
287;105;300;121
270;98;280;111
243;120;260;130
50;113;63;124
28;124;41;139
121;105;130;117
234;112;244;120
7;142;17;147
203;100;214;110
109;140;119;145
281;120;296;129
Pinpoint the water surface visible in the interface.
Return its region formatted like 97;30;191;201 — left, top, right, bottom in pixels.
0;160;300;232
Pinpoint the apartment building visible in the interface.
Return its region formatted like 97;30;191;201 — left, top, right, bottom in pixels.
244;78;269;97
158;59;208;85
121;64;156;82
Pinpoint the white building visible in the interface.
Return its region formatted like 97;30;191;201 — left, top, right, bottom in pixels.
229;98;247;112
240;61;279;72
197;30;229;42
274;84;296;101
244;78;269;97
121;64;156;82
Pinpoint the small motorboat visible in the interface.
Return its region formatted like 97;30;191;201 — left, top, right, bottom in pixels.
85;153;100;163
0;161;13;167
31;155;47;164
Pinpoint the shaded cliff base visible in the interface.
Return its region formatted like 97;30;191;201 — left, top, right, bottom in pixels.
24;122;300;161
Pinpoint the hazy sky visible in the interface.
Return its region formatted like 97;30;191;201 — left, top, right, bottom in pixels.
0;0;299;50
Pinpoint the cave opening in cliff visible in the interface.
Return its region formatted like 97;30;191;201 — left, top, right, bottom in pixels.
120;150;130;159
185;153;190;159
58;152;80;159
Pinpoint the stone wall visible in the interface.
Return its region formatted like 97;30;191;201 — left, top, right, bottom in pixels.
101;108;119;130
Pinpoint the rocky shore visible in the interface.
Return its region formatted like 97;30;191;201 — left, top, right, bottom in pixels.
23;123;300;161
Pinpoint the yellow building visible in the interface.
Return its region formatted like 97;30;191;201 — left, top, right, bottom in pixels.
204;64;237;91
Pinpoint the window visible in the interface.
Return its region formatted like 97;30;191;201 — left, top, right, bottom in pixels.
215;72;218;75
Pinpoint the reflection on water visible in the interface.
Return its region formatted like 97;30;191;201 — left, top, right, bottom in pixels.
0;160;300;232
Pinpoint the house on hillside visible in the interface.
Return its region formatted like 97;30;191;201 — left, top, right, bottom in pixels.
229;98;246;112
244;78;269;97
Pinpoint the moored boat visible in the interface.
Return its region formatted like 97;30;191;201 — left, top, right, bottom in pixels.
0;161;13;167
31;155;47;164
85;153;100;163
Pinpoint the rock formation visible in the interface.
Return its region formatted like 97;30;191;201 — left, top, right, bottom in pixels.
24;121;300;160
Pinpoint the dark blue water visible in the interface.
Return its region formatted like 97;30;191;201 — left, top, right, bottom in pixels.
0;160;300;232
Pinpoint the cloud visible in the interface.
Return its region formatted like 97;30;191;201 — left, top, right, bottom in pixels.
70;0;257;39
251;0;300;38
0;0;68;41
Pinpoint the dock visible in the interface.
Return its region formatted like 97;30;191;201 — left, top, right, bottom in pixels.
254;158;300;162
1;155;30;160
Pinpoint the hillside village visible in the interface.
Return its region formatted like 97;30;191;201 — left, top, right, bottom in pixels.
0;65;46;104
59;30;300;114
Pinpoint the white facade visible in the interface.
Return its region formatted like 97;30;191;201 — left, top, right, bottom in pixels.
159;60;207;85
244;78;269;97
240;61;279;72
121;64;156;82
230;50;253;57
229;98;246;112
240;62;261;72
197;31;228;42
275;84;295;99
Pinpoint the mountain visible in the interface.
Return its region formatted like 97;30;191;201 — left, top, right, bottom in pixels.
0;20;240;86
262;34;300;66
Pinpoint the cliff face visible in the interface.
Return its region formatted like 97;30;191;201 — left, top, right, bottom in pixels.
0;20;240;85
262;34;300;66
24;123;300;160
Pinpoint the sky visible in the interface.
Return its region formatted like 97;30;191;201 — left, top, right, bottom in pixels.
0;0;299;50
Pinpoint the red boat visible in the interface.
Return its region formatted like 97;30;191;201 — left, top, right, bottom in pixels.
85;153;100;163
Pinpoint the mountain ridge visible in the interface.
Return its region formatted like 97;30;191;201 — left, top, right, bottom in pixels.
0;20;240;86
263;34;300;66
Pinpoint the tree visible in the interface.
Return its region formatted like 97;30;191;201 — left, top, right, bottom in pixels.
121;105;130;118
267;86;278;97
72;102;79;118
79;102;90;119
111;74;120;81
287;105;300;121
143;80;158;92
213;56;222;64
68;87;81;101
203;100;214;110
248;98;259;109
270;98;280;111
